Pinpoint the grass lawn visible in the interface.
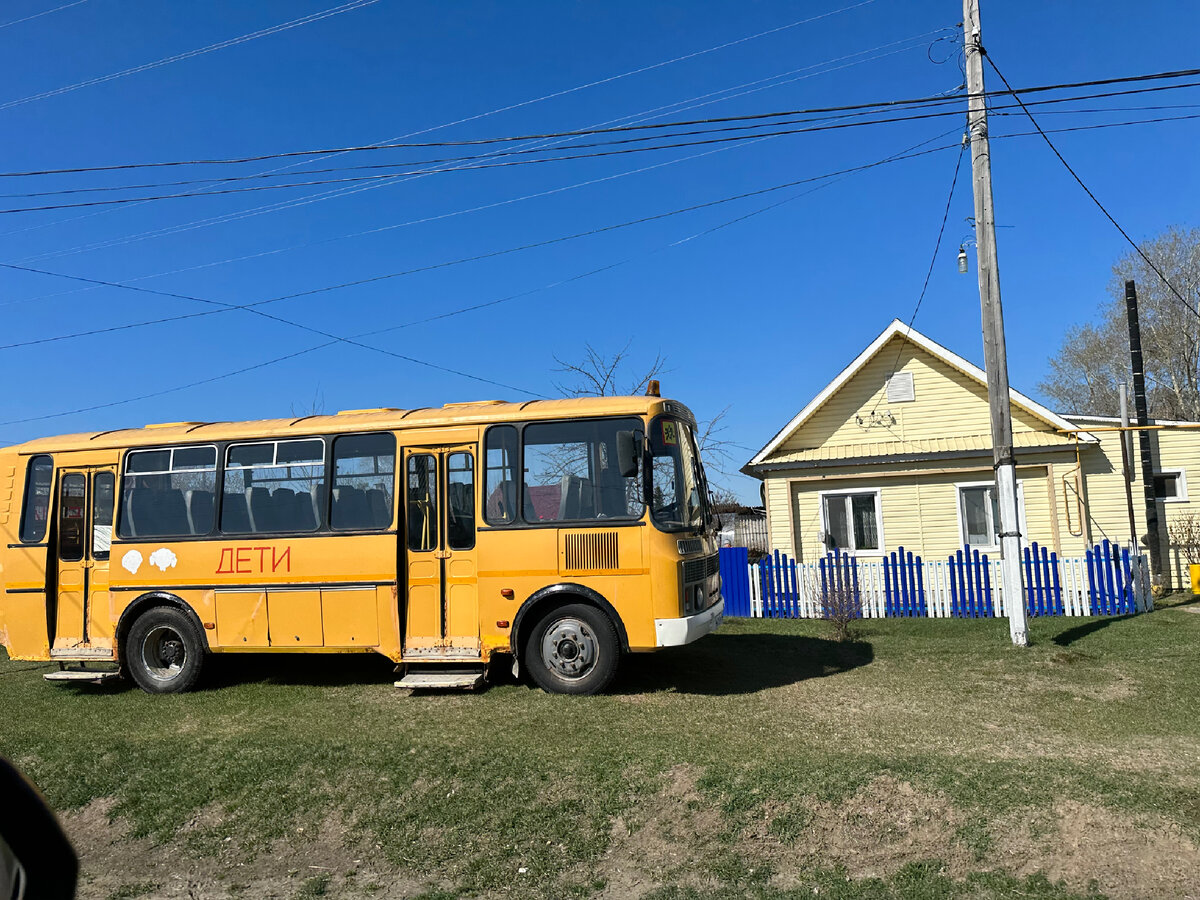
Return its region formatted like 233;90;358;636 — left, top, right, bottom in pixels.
2;601;1199;899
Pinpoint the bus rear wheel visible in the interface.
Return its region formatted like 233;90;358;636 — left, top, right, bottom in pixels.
525;603;619;695
125;607;205;694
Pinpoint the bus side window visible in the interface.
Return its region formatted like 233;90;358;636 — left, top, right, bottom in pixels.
447;452;474;550
332;433;395;531
483;426;517;525
58;474;86;563
92;472;115;560
407;454;437;550
19;455;53;544
120;446;217;539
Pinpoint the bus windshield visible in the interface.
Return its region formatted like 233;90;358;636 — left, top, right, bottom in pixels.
650;417;707;532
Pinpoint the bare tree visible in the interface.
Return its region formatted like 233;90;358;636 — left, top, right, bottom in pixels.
1039;226;1200;419
553;343;737;490
289;387;327;418
552;341;667;398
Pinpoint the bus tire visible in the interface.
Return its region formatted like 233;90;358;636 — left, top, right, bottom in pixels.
524;603;619;695
125;606;205;694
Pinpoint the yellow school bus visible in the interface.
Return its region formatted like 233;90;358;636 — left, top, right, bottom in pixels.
0;392;723;694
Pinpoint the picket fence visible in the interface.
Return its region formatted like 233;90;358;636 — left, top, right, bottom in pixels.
718;540;1152;619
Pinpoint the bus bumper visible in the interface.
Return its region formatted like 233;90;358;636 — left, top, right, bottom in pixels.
654;598;724;647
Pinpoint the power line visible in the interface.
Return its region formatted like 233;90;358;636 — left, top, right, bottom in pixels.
0;129;956;429
7;65;1200;178
0;140;959;353
6;95;1200;216
9;79;1200;201
3;106;1195;347
870;142;967;417
0;1;891;252
0;0;90;29
983;51;1198;319
0;0;381;112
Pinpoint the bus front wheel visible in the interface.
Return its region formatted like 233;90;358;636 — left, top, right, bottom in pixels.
525;603;619;695
125;606;205;694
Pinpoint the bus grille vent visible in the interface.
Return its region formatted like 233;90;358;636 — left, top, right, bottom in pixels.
682;553;719;583
564;532;619;571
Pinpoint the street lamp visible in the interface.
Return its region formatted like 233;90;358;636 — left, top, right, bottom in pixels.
957;237;977;274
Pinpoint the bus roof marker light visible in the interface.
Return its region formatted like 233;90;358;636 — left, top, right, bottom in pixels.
646;380;661;397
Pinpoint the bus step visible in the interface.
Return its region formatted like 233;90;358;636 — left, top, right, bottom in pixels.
50;647;115;660
394;665;486;691
44;669;121;685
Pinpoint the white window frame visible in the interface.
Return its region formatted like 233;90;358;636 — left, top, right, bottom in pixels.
817;488;884;557
954;480;1027;553
1154;468;1188;503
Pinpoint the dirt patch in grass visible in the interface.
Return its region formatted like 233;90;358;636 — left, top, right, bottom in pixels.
741;775;970;887
596;764;725;898
61;798;432;899
992;799;1200;899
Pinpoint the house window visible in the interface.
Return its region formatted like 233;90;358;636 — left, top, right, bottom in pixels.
956;482;1025;549
960;485;1001;548
1154;469;1187;502
821;491;880;553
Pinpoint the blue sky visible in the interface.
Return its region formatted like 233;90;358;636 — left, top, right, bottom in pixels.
0;0;1196;501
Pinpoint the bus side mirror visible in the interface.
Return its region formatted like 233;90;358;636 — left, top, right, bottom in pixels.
616;431;640;478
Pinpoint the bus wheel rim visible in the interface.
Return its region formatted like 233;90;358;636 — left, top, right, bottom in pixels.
141;624;186;680
541;617;597;679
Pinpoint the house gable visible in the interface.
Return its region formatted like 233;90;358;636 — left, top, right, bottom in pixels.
749;320;1089;469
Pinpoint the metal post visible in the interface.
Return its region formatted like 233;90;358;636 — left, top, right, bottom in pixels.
1126;280;1163;584
963;0;1028;645
1119;382;1138;548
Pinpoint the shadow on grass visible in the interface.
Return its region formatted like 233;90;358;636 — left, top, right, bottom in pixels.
186;632;874;696
38;630;872;696
198;652;397;690
1052;613;1138;646
613;632;873;696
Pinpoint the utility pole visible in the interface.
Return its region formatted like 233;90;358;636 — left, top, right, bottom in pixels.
963;0;1028;646
1119;382;1138;548
1125;280;1162;584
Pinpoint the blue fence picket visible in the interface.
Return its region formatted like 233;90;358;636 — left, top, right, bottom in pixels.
974;549;984;619
1023;542;1061;617
1083;540;1144;616
1118;546;1132;614
718;546;749;617
981;552;993;616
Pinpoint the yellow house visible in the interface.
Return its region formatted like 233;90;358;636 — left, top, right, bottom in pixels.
742;320;1200;588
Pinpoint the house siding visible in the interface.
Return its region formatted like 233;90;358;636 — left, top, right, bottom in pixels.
749;324;1200;590
778;463;1060;564
778;343;1053;456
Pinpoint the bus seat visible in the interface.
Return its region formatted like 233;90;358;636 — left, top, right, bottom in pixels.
559;475;592;520
185;490;214;535
120;488;139;537
221;491;250;533
153;488;190;536
334;485;369;529
272;488;297;529
495;480;517;521
365;489;390;528
309;485;326;528
248;487;273;532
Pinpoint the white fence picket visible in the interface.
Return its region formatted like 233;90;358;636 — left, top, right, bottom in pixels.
740;549;1150;620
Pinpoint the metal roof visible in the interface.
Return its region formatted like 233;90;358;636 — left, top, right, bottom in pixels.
759;430;1079;466
4;395;677;455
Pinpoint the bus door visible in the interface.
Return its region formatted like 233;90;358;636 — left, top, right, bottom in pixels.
402;445;479;657
53;467;117;652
